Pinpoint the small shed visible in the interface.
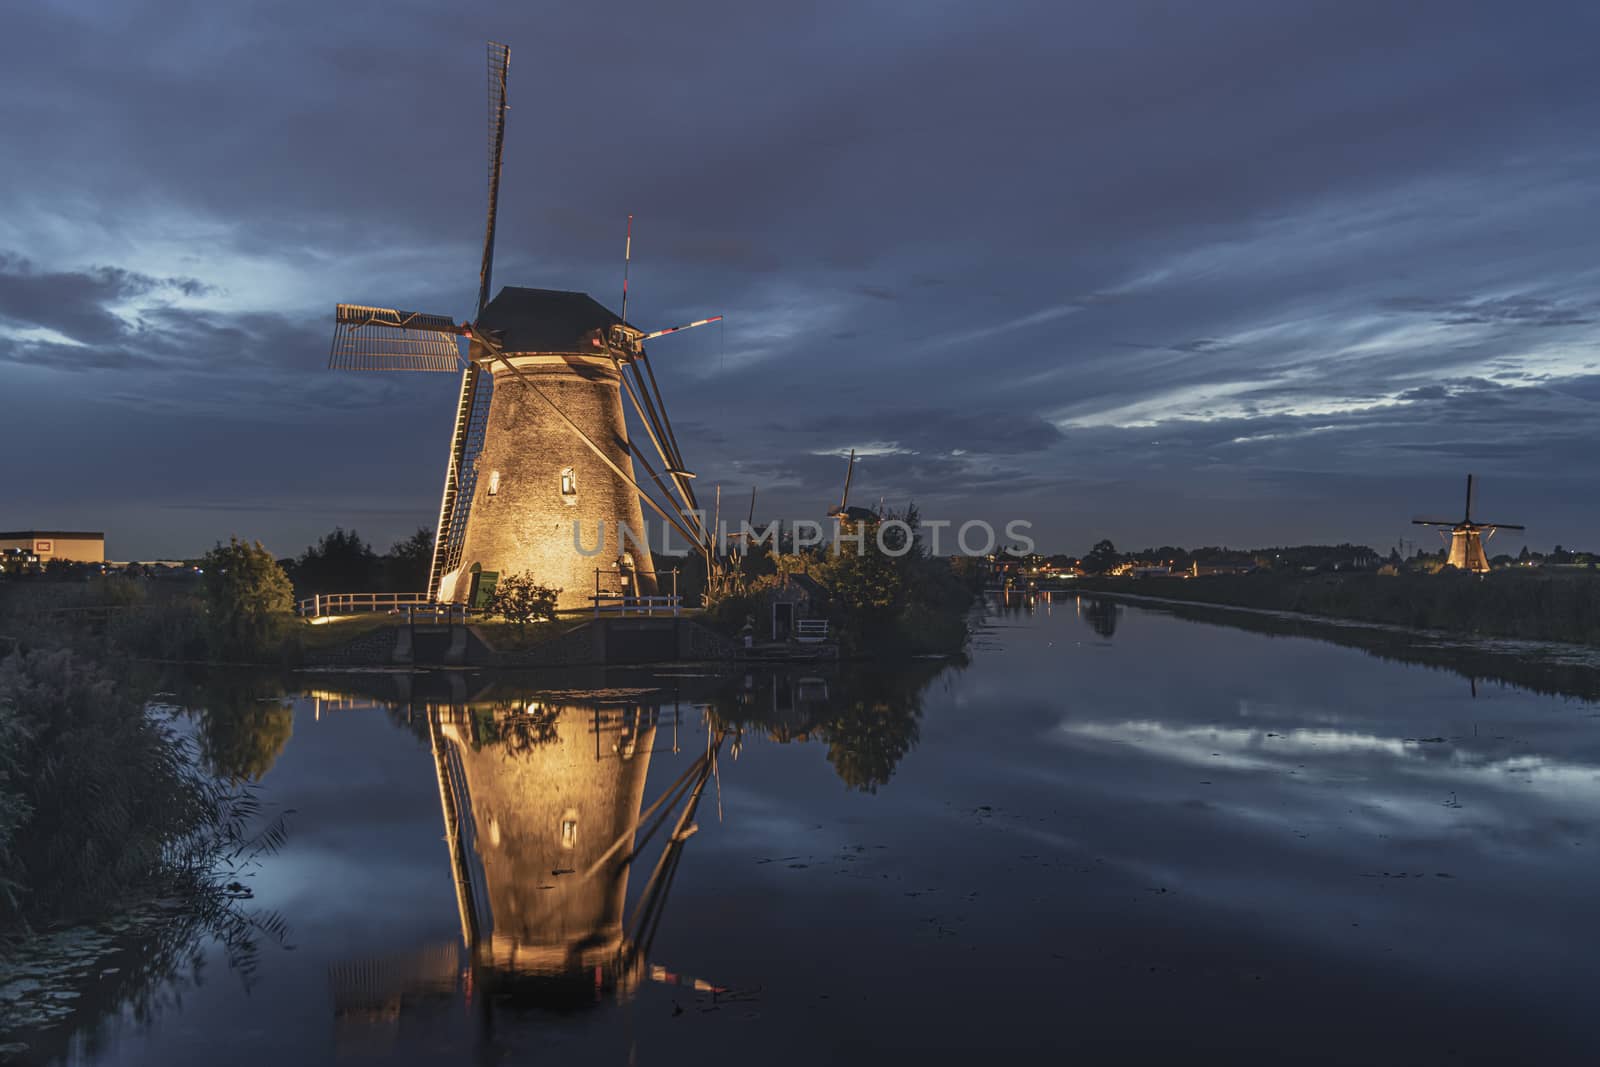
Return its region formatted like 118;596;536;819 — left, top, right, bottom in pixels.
757;573;826;641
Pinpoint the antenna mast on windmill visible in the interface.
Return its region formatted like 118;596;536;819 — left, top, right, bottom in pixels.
1412;474;1524;574
325;42;725;609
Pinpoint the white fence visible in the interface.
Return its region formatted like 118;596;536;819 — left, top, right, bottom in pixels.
590;594;682;617
298;590;684;620
296;592;431;619
795;618;830;643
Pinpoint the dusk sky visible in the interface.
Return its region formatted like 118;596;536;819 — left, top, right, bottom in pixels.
4;0;1597;561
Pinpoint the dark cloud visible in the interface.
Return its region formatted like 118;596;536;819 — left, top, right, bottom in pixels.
0;253;210;348
0;292;331;393
3;0;1600;557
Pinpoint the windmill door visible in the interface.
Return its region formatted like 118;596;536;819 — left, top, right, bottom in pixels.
469;569;499;612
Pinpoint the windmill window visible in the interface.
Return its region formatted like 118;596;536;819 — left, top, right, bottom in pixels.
560;813;579;849
487;470;501;496
560;467;577;496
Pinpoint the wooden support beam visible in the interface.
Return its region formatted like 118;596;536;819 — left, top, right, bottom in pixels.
578;752;708;881
428;714;479;949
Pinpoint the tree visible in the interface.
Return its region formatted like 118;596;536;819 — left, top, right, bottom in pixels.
816;520;907;639
292;528;379;597
202;538;295;659
1083;539;1120;575
485;572;560;630
383;527;435;593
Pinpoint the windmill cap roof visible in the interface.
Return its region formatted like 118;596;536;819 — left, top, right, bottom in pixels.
476;287;625;353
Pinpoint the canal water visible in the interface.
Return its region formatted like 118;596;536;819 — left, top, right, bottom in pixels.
13;595;1600;1064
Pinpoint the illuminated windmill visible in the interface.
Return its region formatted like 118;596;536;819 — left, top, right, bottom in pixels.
328;696;727;1039
327;42;723;609
1412;474;1524;574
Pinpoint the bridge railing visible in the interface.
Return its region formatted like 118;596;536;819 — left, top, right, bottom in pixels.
590;594;682;617
297;592;431;619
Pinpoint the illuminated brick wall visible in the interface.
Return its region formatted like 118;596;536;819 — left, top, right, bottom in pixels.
447;354;659;611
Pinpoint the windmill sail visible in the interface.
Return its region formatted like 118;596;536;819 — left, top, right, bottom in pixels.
428;41;511;600
328;305;464;372
477;41;510;317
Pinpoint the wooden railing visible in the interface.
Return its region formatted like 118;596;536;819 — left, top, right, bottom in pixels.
590;594;682;617
297;592;431;619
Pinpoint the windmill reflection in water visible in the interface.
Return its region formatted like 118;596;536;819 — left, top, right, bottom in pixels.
327;691;731;1045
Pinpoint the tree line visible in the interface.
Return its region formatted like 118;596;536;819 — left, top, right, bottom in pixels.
280;527;433;599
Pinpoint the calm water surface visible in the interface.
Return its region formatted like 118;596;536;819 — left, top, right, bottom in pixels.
26;596;1600;1064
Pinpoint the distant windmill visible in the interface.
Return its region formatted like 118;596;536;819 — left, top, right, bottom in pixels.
723;486;759;562
326;42;723;609
827;449;878;523
1412;474;1524;574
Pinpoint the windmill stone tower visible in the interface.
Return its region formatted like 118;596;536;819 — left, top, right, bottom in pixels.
440;288;657;610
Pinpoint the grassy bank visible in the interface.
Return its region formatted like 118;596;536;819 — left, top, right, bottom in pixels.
0;577;395;666
1073;593;1600;704
1072;569;1600;646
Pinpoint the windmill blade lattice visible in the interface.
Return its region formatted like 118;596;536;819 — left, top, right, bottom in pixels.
476;41;510;316
328;305;464;372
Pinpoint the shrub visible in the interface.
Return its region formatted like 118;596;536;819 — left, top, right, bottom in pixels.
702;589;759;637
0;648;216;923
485;572;560;630
107;586;209;661
0;686;30;915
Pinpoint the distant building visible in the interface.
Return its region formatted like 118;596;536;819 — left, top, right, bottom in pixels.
1191;562;1254;577
0;530;104;563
